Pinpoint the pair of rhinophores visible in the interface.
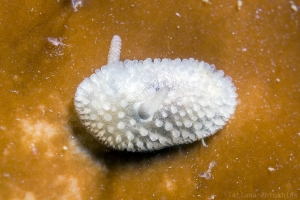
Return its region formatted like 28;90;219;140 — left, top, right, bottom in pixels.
74;35;238;152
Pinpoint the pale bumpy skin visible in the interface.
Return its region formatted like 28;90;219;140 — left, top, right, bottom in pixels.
74;35;237;152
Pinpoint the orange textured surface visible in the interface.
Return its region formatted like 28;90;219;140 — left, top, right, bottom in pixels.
0;0;299;199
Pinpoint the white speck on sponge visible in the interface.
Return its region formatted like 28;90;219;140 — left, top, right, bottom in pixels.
237;0;242;10
199;161;216;180
47;37;66;46
290;1;298;12
268;167;276;172
74;35;238;152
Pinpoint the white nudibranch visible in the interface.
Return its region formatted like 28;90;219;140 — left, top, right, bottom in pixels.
74;35;238;152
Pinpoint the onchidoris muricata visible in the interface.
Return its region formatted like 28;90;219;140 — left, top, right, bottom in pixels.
74;35;237;152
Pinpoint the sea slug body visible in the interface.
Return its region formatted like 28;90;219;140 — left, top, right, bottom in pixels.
74;35;237;152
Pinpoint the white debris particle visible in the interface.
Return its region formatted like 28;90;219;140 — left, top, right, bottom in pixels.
298;132;300;136
199;161;216;180
63;146;68;150
276;78;280;82
290;1;298;12
237;0;242;10
268;167;276;172
47;37;66;46
10;90;19;94
242;48;247;52
71;0;83;12
175;12;181;17
202;0;211;4
208;195;216;200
